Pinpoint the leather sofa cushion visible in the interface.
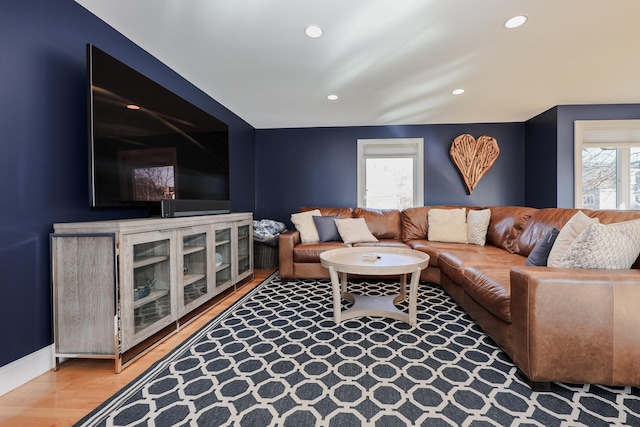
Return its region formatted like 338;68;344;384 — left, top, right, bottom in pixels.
438;248;524;285
407;240;487;267
300;206;353;218
293;242;350;263
352;208;402;240
590;209;640;224
486;206;537;254
461;267;513;323
515;208;585;257
353;239;410;249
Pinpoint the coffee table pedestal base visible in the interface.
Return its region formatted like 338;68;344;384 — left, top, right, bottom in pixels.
329;267;421;327
341;292;411;325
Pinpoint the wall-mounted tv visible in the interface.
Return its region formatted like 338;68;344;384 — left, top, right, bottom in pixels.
87;44;230;216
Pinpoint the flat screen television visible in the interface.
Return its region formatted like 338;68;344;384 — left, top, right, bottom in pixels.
87;44;231;216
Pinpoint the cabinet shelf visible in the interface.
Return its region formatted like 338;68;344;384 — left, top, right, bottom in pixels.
133;289;170;309
215;239;231;247
134;255;169;269
215;262;231;272
183;273;206;287
183;246;206;256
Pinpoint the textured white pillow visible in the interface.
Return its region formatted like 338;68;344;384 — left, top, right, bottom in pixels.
428;208;468;243
334;218;378;244
560;219;640;269
290;209;321;243
467;209;491;246
547;211;599;267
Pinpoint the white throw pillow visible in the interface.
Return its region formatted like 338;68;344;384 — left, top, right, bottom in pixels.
428;208;468;243
467;209;491;246
547;211;599;267
290;209;321;243
334;218;378;244
560;219;640;269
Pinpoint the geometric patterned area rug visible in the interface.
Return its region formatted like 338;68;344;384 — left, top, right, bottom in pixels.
75;272;640;427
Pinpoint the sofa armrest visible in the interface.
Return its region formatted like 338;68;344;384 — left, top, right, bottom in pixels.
510;266;640;386
278;230;300;279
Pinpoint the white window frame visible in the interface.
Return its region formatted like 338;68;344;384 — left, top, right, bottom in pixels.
574;119;640;209
357;138;424;208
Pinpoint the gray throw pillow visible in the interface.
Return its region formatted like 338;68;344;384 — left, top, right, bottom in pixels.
525;228;560;266
312;215;341;242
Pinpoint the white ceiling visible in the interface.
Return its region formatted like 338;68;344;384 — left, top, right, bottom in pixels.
76;0;640;129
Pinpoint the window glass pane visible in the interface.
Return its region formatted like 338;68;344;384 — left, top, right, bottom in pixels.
365;158;413;209
631;148;640;209
581;147;617;209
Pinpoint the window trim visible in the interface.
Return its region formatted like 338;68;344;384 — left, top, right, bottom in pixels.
357;138;424;209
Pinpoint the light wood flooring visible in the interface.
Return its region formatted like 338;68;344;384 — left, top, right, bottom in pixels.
0;268;276;427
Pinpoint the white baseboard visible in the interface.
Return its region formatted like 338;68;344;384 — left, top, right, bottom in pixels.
0;346;54;397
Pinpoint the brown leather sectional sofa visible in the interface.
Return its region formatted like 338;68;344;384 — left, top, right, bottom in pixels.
278;205;640;389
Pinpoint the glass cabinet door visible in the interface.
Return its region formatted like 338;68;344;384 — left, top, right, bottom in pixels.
180;228;210;314
214;226;233;293
121;232;177;352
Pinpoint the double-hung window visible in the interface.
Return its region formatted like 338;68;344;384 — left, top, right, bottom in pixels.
575;120;640;210
357;138;424;209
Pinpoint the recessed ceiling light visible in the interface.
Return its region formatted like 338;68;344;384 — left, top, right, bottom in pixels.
452;89;465;95
126;104;141;110
327;94;338;101
305;25;324;38
505;15;527;29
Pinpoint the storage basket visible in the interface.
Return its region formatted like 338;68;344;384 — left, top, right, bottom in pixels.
254;242;279;269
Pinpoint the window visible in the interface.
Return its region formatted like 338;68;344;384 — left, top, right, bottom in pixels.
357;138;424;209
575;120;640;209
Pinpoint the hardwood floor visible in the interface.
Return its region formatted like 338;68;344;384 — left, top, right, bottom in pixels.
0;269;276;427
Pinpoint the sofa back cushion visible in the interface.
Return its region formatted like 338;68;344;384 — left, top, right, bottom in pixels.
485;206;537;253
352;207;402;240
300;206;353;218
516;208;585;256
401;206;431;241
589;209;640;224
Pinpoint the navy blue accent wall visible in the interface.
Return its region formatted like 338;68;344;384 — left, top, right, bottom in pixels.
524;104;640;208
524;107;558;208
0;1;255;368
255;123;525;226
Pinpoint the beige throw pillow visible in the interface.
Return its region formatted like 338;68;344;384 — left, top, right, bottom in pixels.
467;209;491;246
547;211;599;267
334;218;378;244
290;209;321;243
428;208;468;243
560;219;640;269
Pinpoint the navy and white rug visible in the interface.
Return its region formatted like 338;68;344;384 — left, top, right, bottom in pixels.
75;273;640;426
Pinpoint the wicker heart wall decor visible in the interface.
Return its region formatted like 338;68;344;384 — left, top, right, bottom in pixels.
450;134;500;194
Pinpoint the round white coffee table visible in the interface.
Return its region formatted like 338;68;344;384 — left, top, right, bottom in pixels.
320;247;429;327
